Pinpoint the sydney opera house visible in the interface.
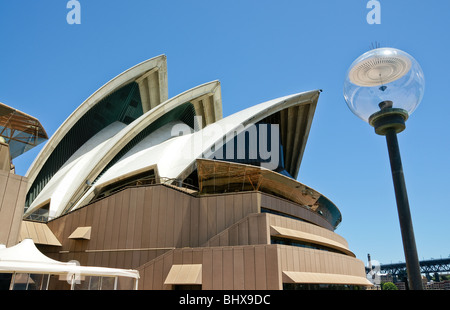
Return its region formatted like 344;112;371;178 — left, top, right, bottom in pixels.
0;55;372;290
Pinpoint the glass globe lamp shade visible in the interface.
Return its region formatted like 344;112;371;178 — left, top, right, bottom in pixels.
343;47;425;124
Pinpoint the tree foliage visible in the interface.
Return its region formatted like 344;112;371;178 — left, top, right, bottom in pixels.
382;282;398;290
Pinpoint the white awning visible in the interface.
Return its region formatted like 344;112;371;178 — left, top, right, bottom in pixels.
0;238;65;266
270;225;355;257
19;221;62;246
0;239;139;279
68;227;92;240
164;264;202;285
283;271;373;286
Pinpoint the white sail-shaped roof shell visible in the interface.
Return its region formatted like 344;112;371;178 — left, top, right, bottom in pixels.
24;56;321;221
71;90;320;213
25;55;169;189
24;80;222;218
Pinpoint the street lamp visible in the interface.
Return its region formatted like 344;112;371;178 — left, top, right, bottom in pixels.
343;47;425;290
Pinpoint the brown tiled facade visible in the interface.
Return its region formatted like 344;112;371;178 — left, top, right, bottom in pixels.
0;169;28;248
33;184;369;290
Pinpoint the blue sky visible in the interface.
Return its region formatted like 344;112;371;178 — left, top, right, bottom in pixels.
1;0;449;266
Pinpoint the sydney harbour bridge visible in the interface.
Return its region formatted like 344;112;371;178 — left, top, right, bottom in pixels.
366;256;450;281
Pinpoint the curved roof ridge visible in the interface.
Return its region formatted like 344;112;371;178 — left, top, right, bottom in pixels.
24;79;222;218
66;89;325;224
175;89;321;181
25;55;168;186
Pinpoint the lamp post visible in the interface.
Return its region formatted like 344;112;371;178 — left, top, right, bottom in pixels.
343;47;425;290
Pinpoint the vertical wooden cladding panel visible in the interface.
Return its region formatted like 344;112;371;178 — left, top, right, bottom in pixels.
211;248;223;289
265;245;282;290
205;192;259;247
216;194;225;235
267;213;349;249
233;194;243;221
62;206;75;252
222;248;234;290
244;246;256;289
152;253;165;290
143;263;154;290
198;196;208;246
9;176;28;246
202;213;270;248
164;185;174;249
208;245;281;290
109;193;121;251
201;248;213;289
98;198;111;267
259;192;333;231
0;172;28;247
206;196;217;240
137;245;283;290
161;250;175;290
0;172;9;215
224;194;234;228
254;246;267;290
156;186;167;247
179;191;191;248
247;214;260;245
190;194;200;246
132;188;145;268
141;186;153;249
103;193;116;257
126;188;138;248
147;186;189;247
104;185;197;250
88;200;101;267
259;213;270;244
239;217;249;245
149;186;159;247
117;190;129;250
233;247;245;289
277;245;366;278
69;204;81;253
228;220;239;246
46;216;67;262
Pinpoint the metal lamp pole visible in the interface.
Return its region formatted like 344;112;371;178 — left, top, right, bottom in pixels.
344;47;425;290
369;103;423;290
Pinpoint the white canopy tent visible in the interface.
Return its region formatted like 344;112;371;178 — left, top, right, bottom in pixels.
0;239;139;290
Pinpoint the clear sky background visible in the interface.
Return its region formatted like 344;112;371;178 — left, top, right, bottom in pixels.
1;0;449;266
